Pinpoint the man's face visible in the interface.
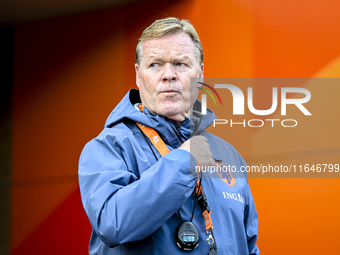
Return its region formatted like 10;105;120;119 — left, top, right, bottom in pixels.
135;32;203;123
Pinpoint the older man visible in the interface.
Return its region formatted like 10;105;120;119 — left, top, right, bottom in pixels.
79;17;259;255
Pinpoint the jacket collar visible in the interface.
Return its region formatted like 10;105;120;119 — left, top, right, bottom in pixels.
105;89;217;148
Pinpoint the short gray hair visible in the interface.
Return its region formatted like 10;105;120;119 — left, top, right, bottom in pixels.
136;17;203;66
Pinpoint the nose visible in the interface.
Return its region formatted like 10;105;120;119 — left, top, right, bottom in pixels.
162;63;177;82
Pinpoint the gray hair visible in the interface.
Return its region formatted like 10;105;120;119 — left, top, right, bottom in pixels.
136;17;203;66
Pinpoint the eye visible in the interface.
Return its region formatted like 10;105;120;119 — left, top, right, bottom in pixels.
176;62;186;67
150;63;158;68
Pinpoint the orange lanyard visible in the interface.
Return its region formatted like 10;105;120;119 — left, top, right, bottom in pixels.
135;105;214;235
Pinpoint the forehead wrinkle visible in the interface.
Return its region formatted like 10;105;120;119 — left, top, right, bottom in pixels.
146;38;191;49
147;52;191;62
142;34;197;64
145;38;194;52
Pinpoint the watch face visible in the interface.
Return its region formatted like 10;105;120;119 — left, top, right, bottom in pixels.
182;235;195;243
176;221;199;250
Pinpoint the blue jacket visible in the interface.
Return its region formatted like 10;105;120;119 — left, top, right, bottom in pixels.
78;89;259;254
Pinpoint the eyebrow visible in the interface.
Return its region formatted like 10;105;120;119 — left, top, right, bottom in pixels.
146;54;192;62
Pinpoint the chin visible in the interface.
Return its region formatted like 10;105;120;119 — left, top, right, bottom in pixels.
160;109;180;118
159;106;188;121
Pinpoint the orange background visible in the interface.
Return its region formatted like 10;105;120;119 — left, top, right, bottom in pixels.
10;0;340;254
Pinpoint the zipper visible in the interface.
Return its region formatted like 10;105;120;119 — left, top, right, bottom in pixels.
166;119;185;144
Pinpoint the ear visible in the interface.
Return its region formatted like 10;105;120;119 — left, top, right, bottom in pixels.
199;63;204;79
135;63;141;88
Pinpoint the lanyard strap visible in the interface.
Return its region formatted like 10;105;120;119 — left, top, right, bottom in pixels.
136;122;171;156
195;183;217;251
136;104;217;252
136;105;171;156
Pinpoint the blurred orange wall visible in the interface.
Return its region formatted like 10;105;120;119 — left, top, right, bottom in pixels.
11;0;340;254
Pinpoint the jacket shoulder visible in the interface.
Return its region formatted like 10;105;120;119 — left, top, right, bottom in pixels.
79;120;152;177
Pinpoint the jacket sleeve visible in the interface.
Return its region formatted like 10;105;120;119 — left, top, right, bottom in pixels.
78;131;196;247
244;183;260;255
237;153;260;255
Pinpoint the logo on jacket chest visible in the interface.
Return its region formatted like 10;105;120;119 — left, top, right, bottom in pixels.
222;192;244;204
215;162;237;187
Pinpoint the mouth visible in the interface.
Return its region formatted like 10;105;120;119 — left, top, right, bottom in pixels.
161;90;179;94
